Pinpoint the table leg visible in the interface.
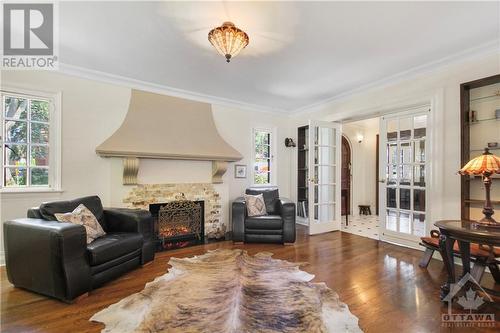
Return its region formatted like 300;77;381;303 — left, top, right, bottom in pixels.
457;240;471;277
439;233;456;301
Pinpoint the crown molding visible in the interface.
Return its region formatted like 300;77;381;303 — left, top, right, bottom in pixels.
57;63;288;116
58;39;499;118
291;39;500;116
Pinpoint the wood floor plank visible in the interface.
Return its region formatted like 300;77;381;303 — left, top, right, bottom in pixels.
1;227;498;332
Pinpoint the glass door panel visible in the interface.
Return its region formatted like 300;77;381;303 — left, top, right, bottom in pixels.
379;110;429;240
308;120;341;235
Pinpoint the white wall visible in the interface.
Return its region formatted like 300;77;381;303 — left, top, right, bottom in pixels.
290;52;500;243
342;118;379;215
1;51;498;263
0;70;293;264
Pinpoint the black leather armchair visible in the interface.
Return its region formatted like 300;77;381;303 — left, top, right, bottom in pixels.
3;196;155;302
232;188;296;244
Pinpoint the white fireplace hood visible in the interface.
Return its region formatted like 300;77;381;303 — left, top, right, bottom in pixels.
96;89;242;184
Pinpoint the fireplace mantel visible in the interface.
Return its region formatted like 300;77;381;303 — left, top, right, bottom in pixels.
96;90;242;184
121;157;229;185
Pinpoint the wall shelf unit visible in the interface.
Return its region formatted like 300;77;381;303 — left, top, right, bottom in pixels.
297;125;309;218
460;74;500;221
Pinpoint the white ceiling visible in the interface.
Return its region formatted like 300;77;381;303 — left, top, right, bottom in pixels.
59;1;500;112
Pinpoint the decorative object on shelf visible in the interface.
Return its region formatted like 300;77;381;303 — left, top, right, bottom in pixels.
208;22;249;63
459;148;500;227
234;164;247;178
284;138;296;147
488;142;498;148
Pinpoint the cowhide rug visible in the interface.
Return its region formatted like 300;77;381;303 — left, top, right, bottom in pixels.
91;249;362;333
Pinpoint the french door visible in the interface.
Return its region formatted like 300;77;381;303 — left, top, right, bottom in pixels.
379;108;429;241
308;120;342;235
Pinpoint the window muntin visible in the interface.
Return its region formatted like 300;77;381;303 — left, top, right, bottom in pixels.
2;93;51;188
253;129;273;185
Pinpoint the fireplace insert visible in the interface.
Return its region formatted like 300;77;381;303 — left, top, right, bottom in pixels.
149;200;204;251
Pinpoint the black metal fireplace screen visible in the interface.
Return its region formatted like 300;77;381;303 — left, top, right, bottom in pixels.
149;200;204;251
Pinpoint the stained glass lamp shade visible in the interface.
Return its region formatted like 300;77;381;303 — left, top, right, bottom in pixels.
208;22;249;63
459;148;500;225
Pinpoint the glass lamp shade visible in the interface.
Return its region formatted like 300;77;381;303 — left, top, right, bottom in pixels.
208;22;249;62
459;148;500;175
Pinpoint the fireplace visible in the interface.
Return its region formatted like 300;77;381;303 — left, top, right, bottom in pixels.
149;200;205;251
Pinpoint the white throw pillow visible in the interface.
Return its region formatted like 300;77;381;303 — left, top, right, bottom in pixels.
55;204;106;244
244;194;267;217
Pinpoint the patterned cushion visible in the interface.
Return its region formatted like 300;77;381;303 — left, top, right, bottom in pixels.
245;188;280;215
244;194;267;217
55;204;106;244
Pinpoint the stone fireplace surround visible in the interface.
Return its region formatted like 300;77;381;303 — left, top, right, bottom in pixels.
123;183;225;239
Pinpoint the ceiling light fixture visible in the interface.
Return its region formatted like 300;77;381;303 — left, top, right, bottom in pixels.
208;22;249;63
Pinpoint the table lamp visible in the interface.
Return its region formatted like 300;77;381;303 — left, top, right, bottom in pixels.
459;148;500;226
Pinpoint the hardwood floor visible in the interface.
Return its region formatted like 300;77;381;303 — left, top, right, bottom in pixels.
1;226;498;332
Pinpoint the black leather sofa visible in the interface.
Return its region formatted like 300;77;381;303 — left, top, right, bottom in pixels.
3;196;155;302
232;188;296;244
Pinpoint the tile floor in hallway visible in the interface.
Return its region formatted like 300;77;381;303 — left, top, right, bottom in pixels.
341;214;380;240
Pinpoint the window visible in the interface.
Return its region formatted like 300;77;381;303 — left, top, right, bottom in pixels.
1;89;60;191
253;128;274;185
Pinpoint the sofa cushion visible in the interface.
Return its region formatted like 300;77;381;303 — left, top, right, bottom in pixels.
40;196;106;230
87;232;143;266
246;188;280;215
244;194;267;217
55;204;106;244
245;215;283;230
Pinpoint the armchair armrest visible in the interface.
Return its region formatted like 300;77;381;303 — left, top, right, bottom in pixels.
279;198;296;243
103;208;155;264
3;218;90;302
232;197;246;242
103;208;153;240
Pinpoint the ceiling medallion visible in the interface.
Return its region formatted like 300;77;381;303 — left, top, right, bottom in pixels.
208;22;249;63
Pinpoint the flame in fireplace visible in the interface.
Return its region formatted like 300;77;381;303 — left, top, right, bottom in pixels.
159;225;191;238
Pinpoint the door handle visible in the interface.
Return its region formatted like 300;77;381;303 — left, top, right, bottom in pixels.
379;179;386;183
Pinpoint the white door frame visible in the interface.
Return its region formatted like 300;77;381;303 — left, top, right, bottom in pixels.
308;120;342;235
378;106;431;244
338;89;444;248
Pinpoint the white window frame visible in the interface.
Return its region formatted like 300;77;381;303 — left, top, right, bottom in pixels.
1;87;62;193
252;127;276;187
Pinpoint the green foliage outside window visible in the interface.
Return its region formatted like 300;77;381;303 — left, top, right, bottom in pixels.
254;130;271;184
3;96;50;187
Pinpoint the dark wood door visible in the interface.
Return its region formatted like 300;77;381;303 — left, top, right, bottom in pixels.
341;136;351;216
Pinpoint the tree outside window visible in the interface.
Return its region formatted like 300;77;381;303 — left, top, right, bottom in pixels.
2;94;50;187
254;130;272;184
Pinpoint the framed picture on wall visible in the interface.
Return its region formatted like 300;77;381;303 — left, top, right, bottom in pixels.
234;165;247;178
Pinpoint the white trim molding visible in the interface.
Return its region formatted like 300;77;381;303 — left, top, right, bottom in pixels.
292;39;500;115
58;63;288;116
56;39;499;117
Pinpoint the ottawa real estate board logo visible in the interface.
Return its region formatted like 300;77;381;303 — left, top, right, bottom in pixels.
442;273;495;328
2;2;58;69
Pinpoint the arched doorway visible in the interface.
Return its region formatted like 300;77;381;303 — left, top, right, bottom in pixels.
341;136;351;223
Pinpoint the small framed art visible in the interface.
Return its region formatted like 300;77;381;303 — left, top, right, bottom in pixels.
234;165;247;178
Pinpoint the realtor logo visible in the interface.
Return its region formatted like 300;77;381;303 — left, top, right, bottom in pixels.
2;2;58;69
441;273;495;328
